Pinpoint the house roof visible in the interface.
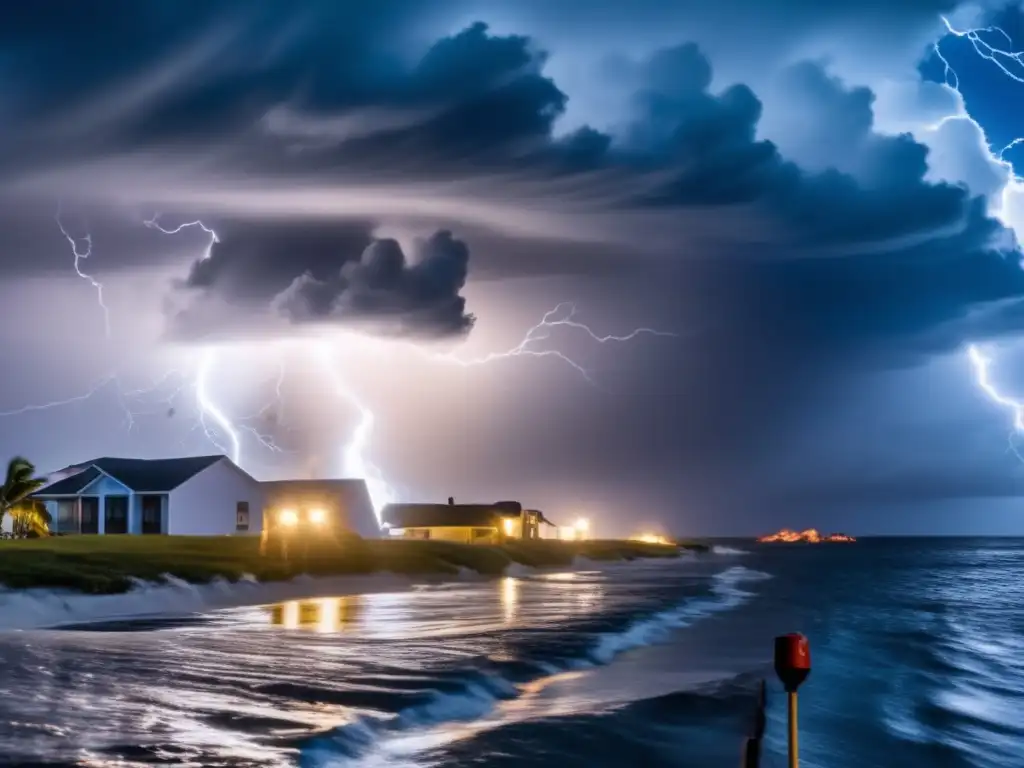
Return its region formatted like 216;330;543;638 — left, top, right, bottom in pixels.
35;455;225;495
34;466;103;495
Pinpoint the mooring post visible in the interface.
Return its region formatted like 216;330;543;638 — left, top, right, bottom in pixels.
774;633;811;768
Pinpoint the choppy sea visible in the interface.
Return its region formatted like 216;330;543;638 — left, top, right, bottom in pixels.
0;538;1018;767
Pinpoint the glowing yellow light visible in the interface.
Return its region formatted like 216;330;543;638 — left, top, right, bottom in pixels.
503;518;515;536
574;518;590;538
278;509;298;527
501;577;518;624
630;533;668;545
280;600;300;629
308;508;327;525
316;597;340;633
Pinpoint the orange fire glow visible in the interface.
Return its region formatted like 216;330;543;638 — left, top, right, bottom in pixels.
757;528;856;544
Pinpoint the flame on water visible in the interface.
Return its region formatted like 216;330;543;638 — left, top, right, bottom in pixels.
757;528;856;544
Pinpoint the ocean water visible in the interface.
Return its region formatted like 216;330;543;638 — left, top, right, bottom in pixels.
0;539;1018;767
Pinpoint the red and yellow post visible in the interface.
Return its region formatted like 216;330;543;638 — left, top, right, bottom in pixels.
773;633;811;768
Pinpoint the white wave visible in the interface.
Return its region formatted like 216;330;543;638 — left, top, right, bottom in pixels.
0;549;699;633
307;565;773;765
0;572;414;632
303;673;519;763
712;545;750;556
588;565;769;664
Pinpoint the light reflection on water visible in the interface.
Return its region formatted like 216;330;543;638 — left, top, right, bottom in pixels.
268;596;365;633
0;561;710;767
502;577;518;626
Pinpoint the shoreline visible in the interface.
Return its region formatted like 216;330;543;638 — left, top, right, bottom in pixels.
0;536;705;595
0;537;710;628
0;547;712;632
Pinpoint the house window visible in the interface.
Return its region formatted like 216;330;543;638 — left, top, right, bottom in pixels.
236;501;250;532
104;496;129;535
57;500;79;533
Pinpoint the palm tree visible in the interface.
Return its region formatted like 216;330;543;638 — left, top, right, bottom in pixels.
9;500;51;538
0;457;49;537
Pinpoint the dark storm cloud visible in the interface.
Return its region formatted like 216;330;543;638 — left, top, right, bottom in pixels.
5;0;1024;520
2;1;1019;352
2;3;1015;361
168;221;475;340
273;230;474;339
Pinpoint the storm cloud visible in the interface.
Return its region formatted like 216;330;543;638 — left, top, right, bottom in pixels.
3;7;1019;363
167;221;474;341
2;1;1024;531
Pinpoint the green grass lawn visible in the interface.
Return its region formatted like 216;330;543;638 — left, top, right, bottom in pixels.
0;535;708;594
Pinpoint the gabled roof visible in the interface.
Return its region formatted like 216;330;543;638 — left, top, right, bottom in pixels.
34;466;103;496
35;455;226;495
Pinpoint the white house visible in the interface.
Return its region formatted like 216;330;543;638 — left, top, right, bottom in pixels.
32;455;264;535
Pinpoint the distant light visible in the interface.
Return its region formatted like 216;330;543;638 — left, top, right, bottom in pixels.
503;518;515;536
308;508;327;526
388;528;406;537
574;518;590;537
279;509;298;527
630;533;668;545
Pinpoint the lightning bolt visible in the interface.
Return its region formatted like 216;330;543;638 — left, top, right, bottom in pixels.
432;302;678;385
55;205;111;338
967;345;1024;429
194;347;242;464
142;215;219;258
933;16;1024;451
145;216;283;467
967;344;1024;462
939;16;1024;85
315;342;397;516
933;15;1024;235
8;213;676;527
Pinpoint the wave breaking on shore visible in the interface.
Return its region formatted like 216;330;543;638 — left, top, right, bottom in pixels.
301;565;772;765
0;553;697;632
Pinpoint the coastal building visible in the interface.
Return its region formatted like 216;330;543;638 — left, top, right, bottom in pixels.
382;497;556;544
32;455;381;538
261;479;379;539
33;455;262;536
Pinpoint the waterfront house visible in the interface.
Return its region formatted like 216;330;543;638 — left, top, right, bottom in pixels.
32;455;263;535
261;479;380;538
382;498;556;544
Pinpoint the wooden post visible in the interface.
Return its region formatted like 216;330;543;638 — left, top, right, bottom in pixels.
774;634;810;768
787;690;799;768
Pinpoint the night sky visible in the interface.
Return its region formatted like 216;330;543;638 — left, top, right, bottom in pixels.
3;1;1024;536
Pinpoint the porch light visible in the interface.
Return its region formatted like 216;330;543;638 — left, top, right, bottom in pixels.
503;518;515;536
278;509;299;527
308;508;327;526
